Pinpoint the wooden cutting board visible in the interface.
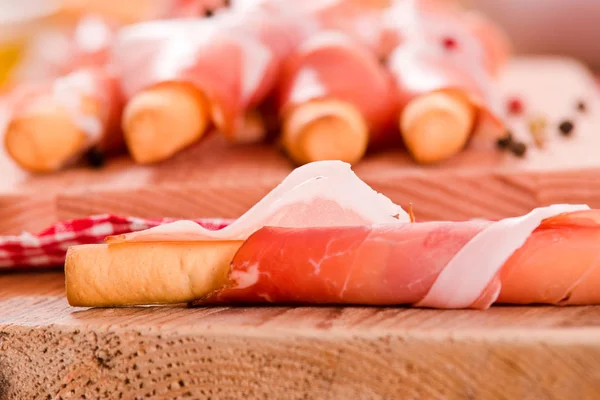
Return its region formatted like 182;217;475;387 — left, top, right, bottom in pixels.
2;56;600;235
1;271;600;399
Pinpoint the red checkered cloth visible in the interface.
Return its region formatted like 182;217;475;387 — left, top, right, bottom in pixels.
0;215;232;269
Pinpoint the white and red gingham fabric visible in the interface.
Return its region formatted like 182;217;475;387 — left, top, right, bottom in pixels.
0;215;232;269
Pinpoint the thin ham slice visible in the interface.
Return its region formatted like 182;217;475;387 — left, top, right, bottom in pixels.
112;8;312;141
277;31;399;145
4;66;123;152
202;204;590;309
385;0;505;140
106;160;409;243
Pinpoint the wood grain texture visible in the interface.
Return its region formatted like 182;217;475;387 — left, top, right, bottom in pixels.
3;133;600;235
1;271;600;399
2;57;600;234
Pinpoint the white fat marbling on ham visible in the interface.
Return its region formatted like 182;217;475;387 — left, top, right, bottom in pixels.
416;204;590;309
289;68;327;104
108;160;408;243
230;262;260;289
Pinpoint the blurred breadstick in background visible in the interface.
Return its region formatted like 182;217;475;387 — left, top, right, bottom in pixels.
121;82;210;163
400;90;475;163
278;32;397;166
281;99;369;165
3;67;123;172
113;5;315;164
384;0;507;164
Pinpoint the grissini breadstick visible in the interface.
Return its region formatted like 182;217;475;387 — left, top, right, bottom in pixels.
277;32;398;165
385;0;506;164
3;67;123;172
281;99;368;165
64;162;600;310
66;160;408;307
113;10;312;162
121;82;210;163
112;20;219;163
399;90;475;163
66;241;243;307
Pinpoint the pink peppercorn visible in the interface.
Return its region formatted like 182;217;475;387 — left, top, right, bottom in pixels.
442;36;458;50
507;97;524;115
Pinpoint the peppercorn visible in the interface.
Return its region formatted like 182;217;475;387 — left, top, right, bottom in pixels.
576;101;587;113
509;141;527;157
558;120;574;136
496;132;513;149
506;97;524;116
528;116;547;134
442;36;458;50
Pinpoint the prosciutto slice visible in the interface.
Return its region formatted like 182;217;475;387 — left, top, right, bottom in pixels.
277;31;399;145
4;66;123;153
385;0;505;139
106;160;409;243
204;205;594;309
112;8;312;141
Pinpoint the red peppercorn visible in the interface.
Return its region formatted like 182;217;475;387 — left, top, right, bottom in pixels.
442;36;458;50
506;97;524;115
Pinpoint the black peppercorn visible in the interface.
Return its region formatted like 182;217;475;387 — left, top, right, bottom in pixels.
205;8;214;17
509;141;527;157
85;148;105;169
577;101;587;113
496;132;513;149
558;120;574;136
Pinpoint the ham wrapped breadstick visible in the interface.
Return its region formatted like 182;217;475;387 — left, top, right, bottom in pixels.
65;160;408;306
277;31;398;165
3;66;123;172
66;161;600;310
2;16;125;172
385;0;508;163
202;205;597;309
114;9;311;163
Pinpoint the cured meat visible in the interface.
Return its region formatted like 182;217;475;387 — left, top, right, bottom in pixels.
66;160;407;307
277;31;399;165
383;0;506;163
65;160;598;309
114;7;313;163
3;66;123;172
205;205;593;309
106;160;409;243
232;0;395;59
232;0;508;165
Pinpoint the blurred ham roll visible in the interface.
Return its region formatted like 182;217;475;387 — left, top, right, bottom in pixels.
114;11;311;163
3;67;123;172
277;32;398;166
234;0;398;61
461;10;512;77
383;0;507;164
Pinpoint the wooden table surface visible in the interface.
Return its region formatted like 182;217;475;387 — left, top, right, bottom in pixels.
2;271;600;399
